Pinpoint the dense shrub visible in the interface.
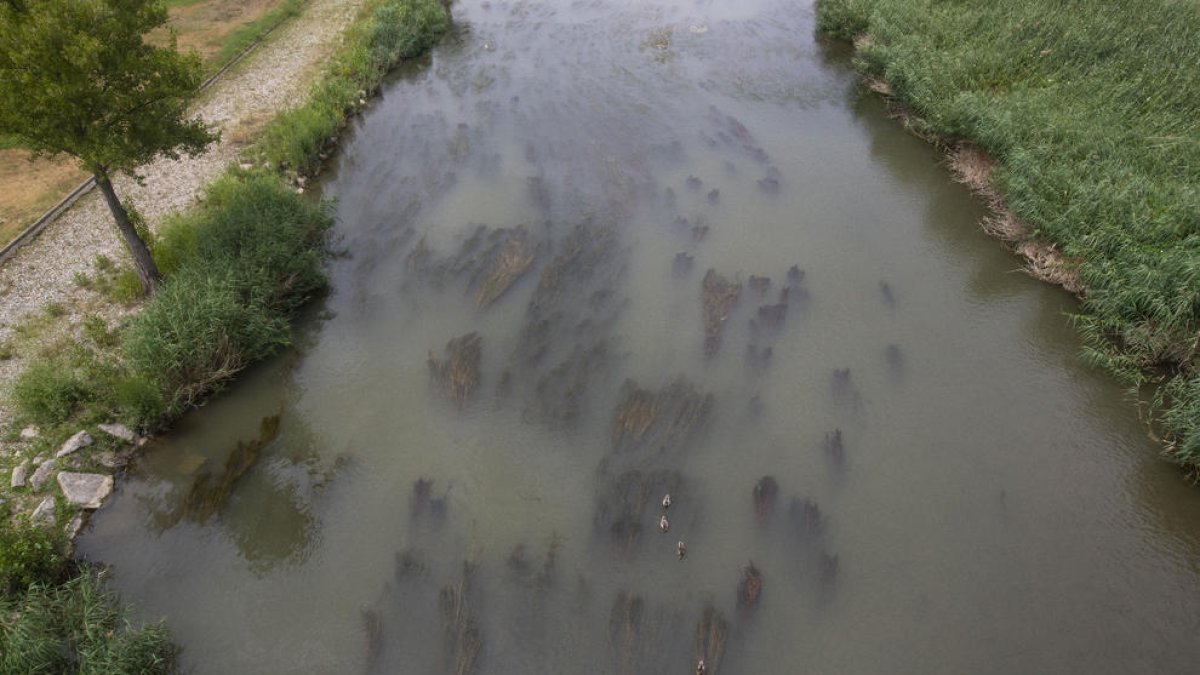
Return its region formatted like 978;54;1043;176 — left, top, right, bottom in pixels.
258;0;450;175
0;571;176;674
0;521;174;674
184;172;330;312
123;172;330;414
0;519;67;597
13;358;93;426
112;373;166;428
12;343;130;428
124;266;291;411
814;0;870;41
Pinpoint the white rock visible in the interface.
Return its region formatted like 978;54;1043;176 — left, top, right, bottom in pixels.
28;459;55;490
10;461;29;488
31;496;56;526
56;472;113;509
98;423;136;443
56;431;93;458
20;426;39;440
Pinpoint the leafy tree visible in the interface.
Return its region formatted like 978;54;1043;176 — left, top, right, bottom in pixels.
0;0;216;294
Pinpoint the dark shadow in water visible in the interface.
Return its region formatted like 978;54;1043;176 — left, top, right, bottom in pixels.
594;378;711;558
134;404;330;575
506;224;630;431
362;549;444;674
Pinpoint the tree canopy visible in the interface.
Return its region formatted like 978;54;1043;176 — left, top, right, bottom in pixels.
0;0;213;174
0;0;217;293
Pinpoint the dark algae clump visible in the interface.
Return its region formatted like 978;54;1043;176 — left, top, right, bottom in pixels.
701;270;742;356
428;332;484;409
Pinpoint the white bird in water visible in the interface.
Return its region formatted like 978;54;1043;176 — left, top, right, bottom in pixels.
659;515;670;533
662;493;672;510
697;659;706;674
677;540;687;560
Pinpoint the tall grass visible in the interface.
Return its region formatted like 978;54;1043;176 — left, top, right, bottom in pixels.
0;520;174;674
124;171;330;416
13;171;331;428
817;0;1200;467
257;0;450;176
0;571;176;674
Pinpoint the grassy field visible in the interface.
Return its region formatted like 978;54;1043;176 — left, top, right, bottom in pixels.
817;0;1200;468
0;0;301;250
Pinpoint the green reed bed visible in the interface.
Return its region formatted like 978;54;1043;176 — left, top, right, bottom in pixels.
257;0;450;177
817;0;1200;466
0;518;175;674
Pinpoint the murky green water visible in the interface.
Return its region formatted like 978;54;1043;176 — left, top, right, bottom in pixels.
78;0;1200;672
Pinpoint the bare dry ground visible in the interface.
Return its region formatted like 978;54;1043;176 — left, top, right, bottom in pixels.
0;151;87;246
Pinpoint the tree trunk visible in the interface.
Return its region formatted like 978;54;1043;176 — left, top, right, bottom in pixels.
94;170;160;295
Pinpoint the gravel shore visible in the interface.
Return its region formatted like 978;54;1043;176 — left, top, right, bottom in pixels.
0;0;363;424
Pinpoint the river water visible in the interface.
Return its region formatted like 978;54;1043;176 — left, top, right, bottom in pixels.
78;0;1200;673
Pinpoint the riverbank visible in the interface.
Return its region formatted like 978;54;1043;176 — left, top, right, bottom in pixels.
816;0;1200;468
1;0;449;527
0;0;366;413
0;0;449;669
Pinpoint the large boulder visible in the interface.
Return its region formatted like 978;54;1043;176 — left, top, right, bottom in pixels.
56;472;113;509
56;431;93;458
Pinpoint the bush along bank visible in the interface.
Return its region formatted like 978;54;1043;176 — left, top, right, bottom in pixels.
0;518;176;673
816;0;1200;468
1;0;450;668
258;0;451;180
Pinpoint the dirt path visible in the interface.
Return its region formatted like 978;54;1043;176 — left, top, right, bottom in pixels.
0;0;363;423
